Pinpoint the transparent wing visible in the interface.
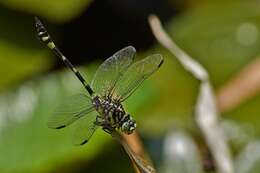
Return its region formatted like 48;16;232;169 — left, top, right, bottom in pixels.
47;94;95;129
112;54;163;102
91;46;136;97
72;111;99;145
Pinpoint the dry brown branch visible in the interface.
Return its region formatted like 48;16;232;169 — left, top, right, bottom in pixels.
122;131;146;157
217;58;260;112
148;14;234;173
111;130;156;173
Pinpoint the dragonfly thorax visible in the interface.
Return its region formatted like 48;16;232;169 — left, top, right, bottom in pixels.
92;96;136;134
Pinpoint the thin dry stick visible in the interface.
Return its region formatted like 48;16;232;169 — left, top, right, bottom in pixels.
111;130;156;173
148;14;234;173
122;132;146;158
217;58;260;112
122;132;156;171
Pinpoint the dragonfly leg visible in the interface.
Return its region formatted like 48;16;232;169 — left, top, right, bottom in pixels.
95;116;104;126
102;125;113;134
95;116;113;134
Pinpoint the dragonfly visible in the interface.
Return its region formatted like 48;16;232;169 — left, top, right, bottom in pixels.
35;17;164;145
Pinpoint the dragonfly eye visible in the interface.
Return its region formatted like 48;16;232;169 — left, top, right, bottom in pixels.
121;116;136;134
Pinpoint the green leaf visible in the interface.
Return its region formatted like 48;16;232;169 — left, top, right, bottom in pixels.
0;0;93;22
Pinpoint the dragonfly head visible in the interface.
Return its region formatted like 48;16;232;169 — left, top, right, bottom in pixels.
121;115;137;134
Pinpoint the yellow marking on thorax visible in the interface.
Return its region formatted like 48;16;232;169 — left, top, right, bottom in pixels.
47;42;55;49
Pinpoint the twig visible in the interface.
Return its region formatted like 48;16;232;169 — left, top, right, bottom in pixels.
111;130;156;173
122;131;146;158
148;14;234;173
217;58;260;112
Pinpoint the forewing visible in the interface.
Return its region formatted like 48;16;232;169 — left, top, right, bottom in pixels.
47;94;95;129
72;111;99;145
91;46;136;97
113;54;163;101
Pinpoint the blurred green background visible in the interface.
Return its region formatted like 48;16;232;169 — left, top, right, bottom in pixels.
1;0;260;172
